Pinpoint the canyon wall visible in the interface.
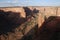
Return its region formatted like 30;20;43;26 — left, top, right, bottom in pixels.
0;7;60;40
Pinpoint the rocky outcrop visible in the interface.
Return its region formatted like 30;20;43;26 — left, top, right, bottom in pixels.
0;7;60;40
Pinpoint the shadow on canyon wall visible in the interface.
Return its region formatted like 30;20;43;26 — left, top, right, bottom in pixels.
23;7;39;18
0;10;26;35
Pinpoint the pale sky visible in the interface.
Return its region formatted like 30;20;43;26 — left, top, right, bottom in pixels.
0;0;60;7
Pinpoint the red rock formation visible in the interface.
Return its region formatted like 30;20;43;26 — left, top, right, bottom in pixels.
35;16;60;40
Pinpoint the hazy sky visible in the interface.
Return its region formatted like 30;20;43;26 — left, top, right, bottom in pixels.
0;0;60;7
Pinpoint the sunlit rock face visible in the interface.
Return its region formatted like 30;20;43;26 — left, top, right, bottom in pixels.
0;7;26;18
